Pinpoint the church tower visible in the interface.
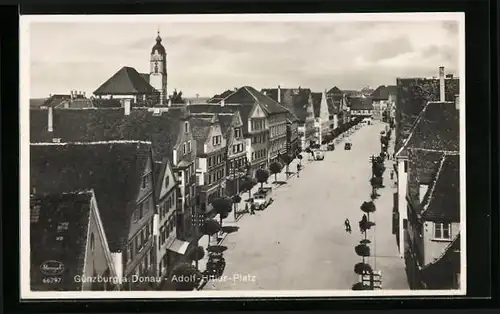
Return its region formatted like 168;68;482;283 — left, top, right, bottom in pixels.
150;31;167;105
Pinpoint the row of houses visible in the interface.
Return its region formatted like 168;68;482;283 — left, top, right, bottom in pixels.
392;66;461;289
29;80;361;291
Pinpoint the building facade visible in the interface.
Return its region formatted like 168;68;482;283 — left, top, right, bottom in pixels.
192;115;228;216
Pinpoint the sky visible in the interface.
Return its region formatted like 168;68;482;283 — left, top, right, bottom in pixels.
26;15;461;99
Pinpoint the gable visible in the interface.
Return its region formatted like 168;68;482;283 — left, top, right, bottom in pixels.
204;123;225;153
233;111;243;127
319;93;330;120
158;161;176;200
250;103;267;119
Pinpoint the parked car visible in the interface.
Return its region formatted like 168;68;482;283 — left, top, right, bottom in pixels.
344;142;352;150
313;150;325;160
253;187;273;210
327;143;335;151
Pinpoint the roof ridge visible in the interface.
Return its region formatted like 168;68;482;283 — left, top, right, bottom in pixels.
243;86;260;103
420;154;447;215
420;233;460;271
31;140;153;146
395;101;431;157
413;148;460;154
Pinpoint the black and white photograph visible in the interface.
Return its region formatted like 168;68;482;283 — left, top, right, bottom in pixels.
20;13;465;298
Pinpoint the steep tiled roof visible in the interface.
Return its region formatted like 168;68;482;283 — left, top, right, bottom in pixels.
67;99;94;109
370;85;397;100
225;86;288;114
41;94;71;108
190;117;213;155
327;86;342;95
311;92;322;118
395;77;459;153
140;73;150;84
421;154;460;222
207;90;235;103
261;87;312;123
30;98;48;108
349;97;373;110
191;113;234;136
30;191;96;291
153;160;167;202
187;104;254;136
30;107;187;161
397;101;459;157
92;99;122;108
420;233;460;289
30;141;152;252
94;66;159;95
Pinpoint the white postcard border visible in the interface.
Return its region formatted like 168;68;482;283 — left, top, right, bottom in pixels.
20;12;467;299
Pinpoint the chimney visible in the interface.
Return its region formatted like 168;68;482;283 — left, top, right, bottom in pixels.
439;66;445;102
70;90;74;101
47;106;54;132
277;85;281;103
221;99;225;107
455;94;460;110
123;99;131;115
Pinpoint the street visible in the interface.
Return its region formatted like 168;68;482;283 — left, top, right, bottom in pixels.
204;121;408;290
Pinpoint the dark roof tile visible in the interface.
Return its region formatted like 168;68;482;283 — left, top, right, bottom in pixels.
187;104;253;136
421;154;460;222
94;66;158;95
395;77;460;153
30;142;151;252
30;191;94;291
261;87;312;123
311;92;322;118
30;108;187;162
348;97;373;110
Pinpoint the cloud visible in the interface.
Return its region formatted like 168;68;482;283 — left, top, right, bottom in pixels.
25;18;461;98
362;36;414;63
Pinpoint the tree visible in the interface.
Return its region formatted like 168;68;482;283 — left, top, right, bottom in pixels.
170;263;202;291
189;245;205;263
240;176;257;197
354;262;373;275
280;154;293;178
202;219;222;246
211;197;233;227
255;168;270;188
269;161;283;183
355;244;371;257
169;89;185;104
360;201;376;214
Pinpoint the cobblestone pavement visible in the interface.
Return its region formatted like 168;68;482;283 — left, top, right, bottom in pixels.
203;121;408;290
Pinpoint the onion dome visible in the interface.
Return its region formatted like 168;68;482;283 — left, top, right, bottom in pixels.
151;31;166;55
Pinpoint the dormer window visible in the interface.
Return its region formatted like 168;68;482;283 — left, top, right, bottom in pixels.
212;135;221;146
234;128;241;139
141;175;148;189
184;122;189;133
187;141;192;152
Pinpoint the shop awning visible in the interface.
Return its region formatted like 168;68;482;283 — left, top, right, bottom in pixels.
167;239;192;255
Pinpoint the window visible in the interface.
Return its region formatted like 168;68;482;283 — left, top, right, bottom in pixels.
434;223;451;240
187;141;192;152
235;128;241;138
90;233;95;254
127;243;133;262
135;236;140;253
183;143;187;154
184;122;189;133
404;160;408;173
57;222;69;232
141;176;147;189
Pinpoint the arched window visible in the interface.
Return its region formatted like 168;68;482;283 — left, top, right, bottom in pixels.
90;233;95;254
154;62;159;74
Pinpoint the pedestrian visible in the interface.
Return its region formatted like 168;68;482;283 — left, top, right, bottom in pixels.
250;201;256;215
360;214;368;233
344;218;352;234
390;170;394;180
296;163;300;178
245;202;249;214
